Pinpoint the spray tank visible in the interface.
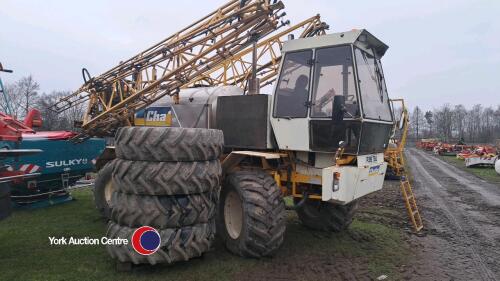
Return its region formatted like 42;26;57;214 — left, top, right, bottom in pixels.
135;86;243;128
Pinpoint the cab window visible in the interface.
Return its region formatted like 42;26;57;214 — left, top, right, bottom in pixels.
354;48;392;121
311;46;358;118
274;50;312;118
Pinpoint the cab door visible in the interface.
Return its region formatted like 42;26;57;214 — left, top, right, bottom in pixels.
270;50;313;151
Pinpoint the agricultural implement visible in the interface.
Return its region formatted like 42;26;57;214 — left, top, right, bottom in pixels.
0;63;105;215
463;146;498;168
52;0;415;263
416;139;439;151
428;141;498;168
3;131;105;207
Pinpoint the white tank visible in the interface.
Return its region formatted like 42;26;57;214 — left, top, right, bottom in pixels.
152;86;243;107
495;158;500;175
147;86;244;128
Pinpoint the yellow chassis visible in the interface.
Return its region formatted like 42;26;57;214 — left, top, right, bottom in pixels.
221;150;355;201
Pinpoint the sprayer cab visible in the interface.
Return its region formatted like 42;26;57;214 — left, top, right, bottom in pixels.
270;29;394;155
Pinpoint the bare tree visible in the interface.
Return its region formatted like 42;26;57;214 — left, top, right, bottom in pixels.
453;104;467;139
34;91;86;131
424;111;433;137
16;75;39;117
0;75;40;119
434;104;453;142
0;82;24;118
410;103;499;144
410;106;425;139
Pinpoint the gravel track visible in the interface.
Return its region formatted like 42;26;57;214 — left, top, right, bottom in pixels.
406;148;500;281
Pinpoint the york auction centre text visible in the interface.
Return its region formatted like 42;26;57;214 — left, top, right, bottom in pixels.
49;236;128;246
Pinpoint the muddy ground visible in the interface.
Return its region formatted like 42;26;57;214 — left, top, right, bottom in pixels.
2;148;499;281
319;147;500;281
402;148;500;281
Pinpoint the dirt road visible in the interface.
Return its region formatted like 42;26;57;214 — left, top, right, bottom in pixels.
406;148;500;281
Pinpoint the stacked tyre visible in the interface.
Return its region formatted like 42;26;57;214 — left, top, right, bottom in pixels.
105;127;224;266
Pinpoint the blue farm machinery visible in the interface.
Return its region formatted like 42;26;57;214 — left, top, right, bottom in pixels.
2;131;105;207
0;63;105;218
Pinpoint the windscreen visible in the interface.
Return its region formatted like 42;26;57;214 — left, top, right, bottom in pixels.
311;46;359;118
355;48;392;121
273;50;312;118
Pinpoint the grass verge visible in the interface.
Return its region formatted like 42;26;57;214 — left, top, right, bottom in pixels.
0;188;410;281
438;155;500;184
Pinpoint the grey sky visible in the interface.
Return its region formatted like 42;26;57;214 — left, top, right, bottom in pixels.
1;0;499;110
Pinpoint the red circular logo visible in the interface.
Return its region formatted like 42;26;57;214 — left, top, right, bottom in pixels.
131;226;161;255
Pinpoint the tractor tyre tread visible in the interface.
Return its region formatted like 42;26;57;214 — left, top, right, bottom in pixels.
114;127;224;162
111;191;218;228
218;170;286;258
112;159;221;195
106;220;215;265
295;199;358;232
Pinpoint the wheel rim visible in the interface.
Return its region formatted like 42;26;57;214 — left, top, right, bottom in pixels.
104;179;114;206
224;190;243;239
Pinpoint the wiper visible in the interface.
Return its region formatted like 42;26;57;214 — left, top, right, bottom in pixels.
363;51;383;99
362;53;377;83
374;58;385;99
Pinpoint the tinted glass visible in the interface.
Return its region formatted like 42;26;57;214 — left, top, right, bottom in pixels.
311;46;359;118
355;48;392;121
309;120;361;153
274;50;312;118
358;122;392;154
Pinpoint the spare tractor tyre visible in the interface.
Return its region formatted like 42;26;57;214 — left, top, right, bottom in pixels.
114;127;224;162
217;170;286;258
111;191;218;228
294;199;358;232
106;220;215;265
112;159;221;195
94;160;115;219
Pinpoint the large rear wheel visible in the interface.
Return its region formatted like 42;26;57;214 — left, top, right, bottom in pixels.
294;199;358;232
217;170;286;258
94;160;115;219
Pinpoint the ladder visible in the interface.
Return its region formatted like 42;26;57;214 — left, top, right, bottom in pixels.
386;99;423;232
400;173;423;232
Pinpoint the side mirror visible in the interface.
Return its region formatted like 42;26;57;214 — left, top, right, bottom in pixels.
398;111;406;130
332;95;345;123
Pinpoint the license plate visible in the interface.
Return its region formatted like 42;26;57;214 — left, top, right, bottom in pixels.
366;154;378;163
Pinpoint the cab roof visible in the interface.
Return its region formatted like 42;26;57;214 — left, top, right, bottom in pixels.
282;29;389;58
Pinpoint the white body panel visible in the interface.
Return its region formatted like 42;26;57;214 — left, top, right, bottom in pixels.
295;152;335;177
270;118;309;151
321;153;387;204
